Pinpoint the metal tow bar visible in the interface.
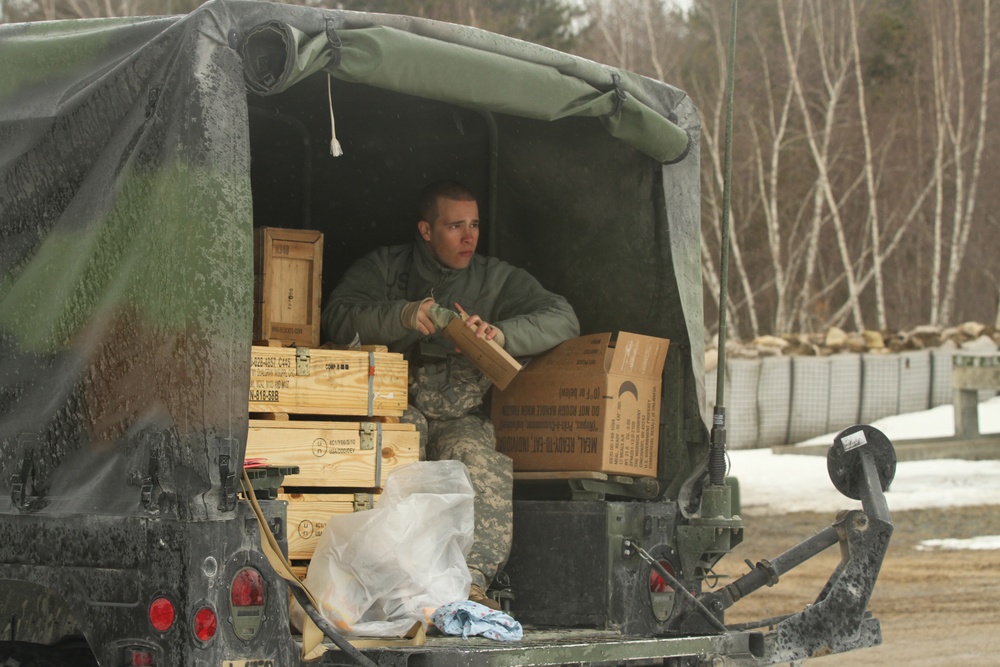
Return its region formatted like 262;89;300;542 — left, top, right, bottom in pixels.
698;424;896;663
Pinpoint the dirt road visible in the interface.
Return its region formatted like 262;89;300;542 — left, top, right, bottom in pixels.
719;505;1000;665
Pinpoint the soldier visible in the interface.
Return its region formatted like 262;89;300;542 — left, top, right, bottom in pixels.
322;180;579;609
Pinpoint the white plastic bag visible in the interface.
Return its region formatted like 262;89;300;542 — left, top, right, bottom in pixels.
292;460;475;637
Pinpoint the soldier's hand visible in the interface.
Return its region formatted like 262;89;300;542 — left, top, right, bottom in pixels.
455;303;505;347
401;298;437;335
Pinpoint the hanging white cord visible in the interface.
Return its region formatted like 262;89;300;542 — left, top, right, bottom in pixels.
327;73;343;157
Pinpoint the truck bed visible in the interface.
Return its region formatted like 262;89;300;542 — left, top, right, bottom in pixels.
304;626;766;667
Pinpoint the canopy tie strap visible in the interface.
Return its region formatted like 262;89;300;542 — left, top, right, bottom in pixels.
327;73;344;157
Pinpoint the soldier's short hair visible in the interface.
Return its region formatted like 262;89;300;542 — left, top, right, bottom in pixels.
418;180;477;225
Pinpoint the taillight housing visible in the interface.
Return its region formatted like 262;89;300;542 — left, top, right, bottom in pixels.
116;642;157;666
148;596;175;633
194;606;218;642
649;559;676;593
229;566;266;640
128;648;156;666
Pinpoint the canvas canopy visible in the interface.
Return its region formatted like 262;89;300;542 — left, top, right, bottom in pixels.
239;20;690;164
0;1;705;520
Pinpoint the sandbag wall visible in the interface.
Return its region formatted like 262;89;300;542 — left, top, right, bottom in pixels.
705;349;987;449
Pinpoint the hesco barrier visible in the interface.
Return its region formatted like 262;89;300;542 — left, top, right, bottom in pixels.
705;350;997;449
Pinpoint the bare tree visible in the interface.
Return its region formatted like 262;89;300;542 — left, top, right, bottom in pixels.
779;0;870;331
848;0;886;330
578;0;1000;336
697;1;759;337
744;17;798;334
934;0;991;326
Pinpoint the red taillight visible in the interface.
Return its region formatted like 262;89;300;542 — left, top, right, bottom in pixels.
231;567;266;607
650;560;676;593
148;596;175;633
230;566;266;641
194;606;218;642
129;648;155;666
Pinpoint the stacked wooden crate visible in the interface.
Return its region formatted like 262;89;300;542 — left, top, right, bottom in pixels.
254;227;324;348
247;345;419;579
249;227;418;579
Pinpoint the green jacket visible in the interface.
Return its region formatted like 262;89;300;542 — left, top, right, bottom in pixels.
322;237;580;359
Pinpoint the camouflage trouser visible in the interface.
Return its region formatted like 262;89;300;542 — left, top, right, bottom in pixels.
427;414;513;591
403;357;513;590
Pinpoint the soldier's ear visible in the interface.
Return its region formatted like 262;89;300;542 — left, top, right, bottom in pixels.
418;220;432;242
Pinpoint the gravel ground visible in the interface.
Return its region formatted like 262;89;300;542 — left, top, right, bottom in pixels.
719;505;1000;666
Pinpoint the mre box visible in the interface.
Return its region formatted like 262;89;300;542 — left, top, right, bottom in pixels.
254;227;323;347
492;332;669;477
249;345;408;417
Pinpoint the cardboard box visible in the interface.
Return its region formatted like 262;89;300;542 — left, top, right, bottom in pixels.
245;419;419;487
249;345;408;417
442;317;522;390
492;332;669;477
278;492;380;563
254;227;323;347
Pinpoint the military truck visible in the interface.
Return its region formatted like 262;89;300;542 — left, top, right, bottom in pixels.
0;2;895;665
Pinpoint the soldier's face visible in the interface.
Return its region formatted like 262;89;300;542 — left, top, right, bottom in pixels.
419;197;479;270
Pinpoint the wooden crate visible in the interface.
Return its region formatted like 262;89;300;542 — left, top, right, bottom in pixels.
443;316;522;390
249;346;408;417
254;227;323;347
245;419;419;487
279;491;380;562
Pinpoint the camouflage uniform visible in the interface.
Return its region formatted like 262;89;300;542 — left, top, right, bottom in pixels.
427;414;511;590
406;355;512;589
323;235;579;590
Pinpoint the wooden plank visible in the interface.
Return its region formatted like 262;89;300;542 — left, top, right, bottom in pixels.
246;420;419;487
251;412;290;421
249;346;408;417
279;492;380;560
254;227;323;347
253;338;287;348
443;315;522;390
247;413;401;423
513;471;610;481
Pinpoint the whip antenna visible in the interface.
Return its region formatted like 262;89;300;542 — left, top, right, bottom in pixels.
710;0;739;486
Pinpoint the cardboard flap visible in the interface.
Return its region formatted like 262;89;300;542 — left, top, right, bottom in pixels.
608;332;670;379
523;333;613;373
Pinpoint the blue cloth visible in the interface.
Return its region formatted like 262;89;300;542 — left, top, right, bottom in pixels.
431;600;523;641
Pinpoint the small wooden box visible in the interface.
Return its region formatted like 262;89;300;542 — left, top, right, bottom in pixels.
245;419;419;487
254;227;323;347
249;345;408;417
443;317;522;390
279;491;380;561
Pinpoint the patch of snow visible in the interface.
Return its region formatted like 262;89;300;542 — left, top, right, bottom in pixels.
916;536;1000;551
729;397;1000;515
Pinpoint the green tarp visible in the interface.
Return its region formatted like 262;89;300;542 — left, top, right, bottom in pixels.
0;1;703;519
239;21;690;164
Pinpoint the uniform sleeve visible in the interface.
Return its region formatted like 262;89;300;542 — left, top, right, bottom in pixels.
491;267;580;357
320;250;412;347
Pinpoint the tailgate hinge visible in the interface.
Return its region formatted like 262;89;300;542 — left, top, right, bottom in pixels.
219;454;237;511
